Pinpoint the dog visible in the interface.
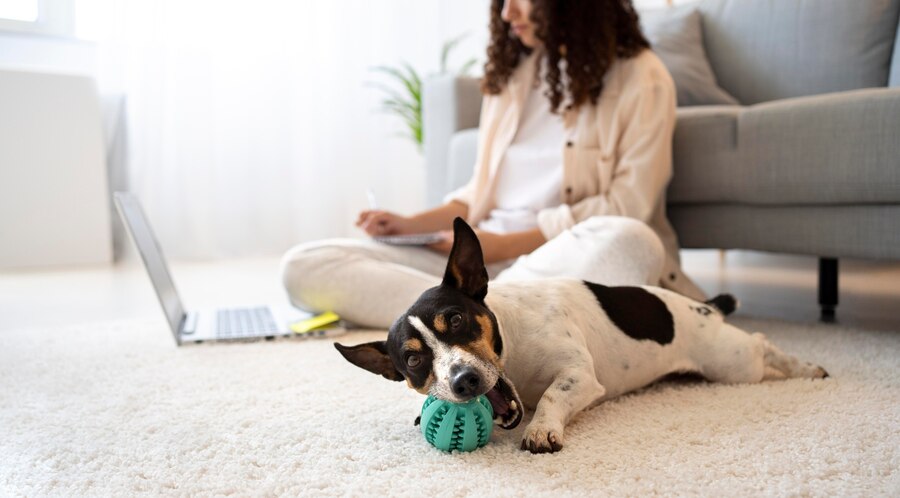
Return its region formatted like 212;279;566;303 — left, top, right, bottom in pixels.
335;218;828;453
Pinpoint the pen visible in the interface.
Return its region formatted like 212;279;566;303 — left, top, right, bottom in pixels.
367;188;378;210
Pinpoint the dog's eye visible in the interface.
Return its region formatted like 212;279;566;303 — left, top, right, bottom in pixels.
406;354;421;368
450;314;462;328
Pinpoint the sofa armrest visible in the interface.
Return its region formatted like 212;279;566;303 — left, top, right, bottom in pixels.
737;87;900;205
423;75;482;206
668;106;743;204
446;129;480;196
671;88;900;205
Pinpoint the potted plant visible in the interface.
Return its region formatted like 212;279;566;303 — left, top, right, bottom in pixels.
369;33;478;151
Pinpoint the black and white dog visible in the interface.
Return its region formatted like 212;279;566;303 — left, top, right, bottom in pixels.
336;218;828;453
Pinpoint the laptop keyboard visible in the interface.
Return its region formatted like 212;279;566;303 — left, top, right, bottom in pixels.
216;307;279;338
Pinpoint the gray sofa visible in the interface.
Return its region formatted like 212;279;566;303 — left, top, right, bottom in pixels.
422;0;900;321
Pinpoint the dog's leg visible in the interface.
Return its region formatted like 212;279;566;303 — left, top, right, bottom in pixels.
694;322;767;384
521;370;606;454
754;333;829;379
696;324;828;383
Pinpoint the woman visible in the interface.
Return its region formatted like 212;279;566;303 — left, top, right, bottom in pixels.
281;0;705;328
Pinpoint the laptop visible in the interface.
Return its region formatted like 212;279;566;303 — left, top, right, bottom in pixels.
114;191;332;345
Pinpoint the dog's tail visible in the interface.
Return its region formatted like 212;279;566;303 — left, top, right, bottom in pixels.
705;294;738;316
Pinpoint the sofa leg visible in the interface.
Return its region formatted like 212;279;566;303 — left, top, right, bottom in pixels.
818;258;839;323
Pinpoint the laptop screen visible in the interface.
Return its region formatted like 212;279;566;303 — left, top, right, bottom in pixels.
114;192;185;342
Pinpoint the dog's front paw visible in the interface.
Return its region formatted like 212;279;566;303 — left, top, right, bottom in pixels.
520;424;564;454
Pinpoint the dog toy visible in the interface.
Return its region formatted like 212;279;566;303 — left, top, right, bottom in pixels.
420;395;493;452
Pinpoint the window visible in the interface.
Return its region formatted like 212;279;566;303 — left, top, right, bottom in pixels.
0;0;74;37
0;0;39;22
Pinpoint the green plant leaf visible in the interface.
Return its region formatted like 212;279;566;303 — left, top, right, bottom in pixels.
370;65;408;82
400;62;422;101
365;81;411;102
440;32;470;74
368;54;429;148
372;64;421;103
380;102;417;122
458;58;479;76
370;85;422;106
381;97;418;115
365;31;478;150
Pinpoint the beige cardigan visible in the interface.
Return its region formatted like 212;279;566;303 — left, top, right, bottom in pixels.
446;48;705;300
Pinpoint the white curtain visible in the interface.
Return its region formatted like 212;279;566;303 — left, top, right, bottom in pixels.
76;0;489;260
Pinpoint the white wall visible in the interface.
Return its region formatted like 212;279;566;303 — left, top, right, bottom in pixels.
0;31;95;74
76;0;496;260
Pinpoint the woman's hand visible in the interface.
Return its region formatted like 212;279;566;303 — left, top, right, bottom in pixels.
427;230;455;254
471;230;513;263
356;210;415;236
429;227;547;264
356;201;469;238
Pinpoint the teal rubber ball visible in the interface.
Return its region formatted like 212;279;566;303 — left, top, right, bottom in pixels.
420;395;493;452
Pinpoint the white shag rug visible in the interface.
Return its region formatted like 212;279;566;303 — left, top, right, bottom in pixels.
1;316;899;497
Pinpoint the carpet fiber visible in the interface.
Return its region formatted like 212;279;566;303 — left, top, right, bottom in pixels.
2;316;898;496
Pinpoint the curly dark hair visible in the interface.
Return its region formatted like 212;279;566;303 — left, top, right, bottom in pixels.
483;0;650;112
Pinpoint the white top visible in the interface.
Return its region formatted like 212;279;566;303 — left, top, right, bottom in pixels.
479;75;565;234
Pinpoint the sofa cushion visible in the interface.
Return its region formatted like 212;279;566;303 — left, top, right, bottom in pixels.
699;0;900;104
668;88;900;205
640;4;739;106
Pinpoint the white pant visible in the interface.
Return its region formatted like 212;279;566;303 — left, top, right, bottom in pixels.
280;216;665;328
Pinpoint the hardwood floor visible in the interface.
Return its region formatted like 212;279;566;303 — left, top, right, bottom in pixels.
683;250;900;332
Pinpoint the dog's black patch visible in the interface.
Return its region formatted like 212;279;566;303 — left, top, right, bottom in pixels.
383;315;435;390
658;371;708;384
409;287;496;348
442;218;489;302
334;341;404;381
393;285;503;362
488;311;502;357
690;305;713;317
583;282;675;345
705;294;737;315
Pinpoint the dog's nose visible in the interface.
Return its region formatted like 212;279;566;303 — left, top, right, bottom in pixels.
450;367;481;399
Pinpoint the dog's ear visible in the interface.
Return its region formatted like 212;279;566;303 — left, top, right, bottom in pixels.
442;217;488;302
334;341;403;381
